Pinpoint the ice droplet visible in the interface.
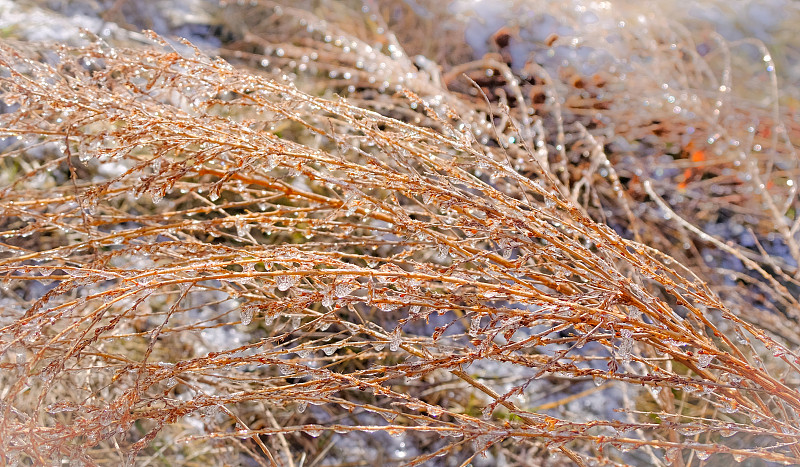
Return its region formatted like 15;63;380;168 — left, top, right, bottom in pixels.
208;184;222;201
468;314;481;337
721;398;738;414
322;289;335;309
436;243;450;260
695;449;712;461
334;281;358;298
389;327;401;351
264;313;276;326
240;306;254;325
236;219;250;238
677;424;705;436
46;402;78;414
276;274;299;291
499;238;513;259
664;447;681;464
619;328;634;363
427;406;443;417
697;354;713;368
378;302;401;312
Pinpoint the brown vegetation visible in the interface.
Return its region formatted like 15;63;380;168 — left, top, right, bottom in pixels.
1;1;799;465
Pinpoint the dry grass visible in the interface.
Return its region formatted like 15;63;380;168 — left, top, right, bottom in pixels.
1;1;799;465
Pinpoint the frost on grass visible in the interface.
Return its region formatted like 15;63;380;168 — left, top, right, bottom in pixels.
0;0;799;466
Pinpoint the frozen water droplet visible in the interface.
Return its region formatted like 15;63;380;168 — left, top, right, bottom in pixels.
264;313;276;326
46;403;78;414
619;328;634;363
240;306;254;325
427;406;443;417
334;281;358;298
499;239;513;259
208;184;222;201
697;354;713;368
664;447;681;464
436;243;450;260
677;424;705;436
322;289;335;309
721;398;738;413
276;274;299;291
389;327;401;351
378;302;401;312
695;449;711;461
468;315;481;337
236;219;250;238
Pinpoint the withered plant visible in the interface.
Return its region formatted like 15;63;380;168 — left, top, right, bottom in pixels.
1;1;799;465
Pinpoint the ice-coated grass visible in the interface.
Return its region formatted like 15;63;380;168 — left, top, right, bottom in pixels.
1;1;799;465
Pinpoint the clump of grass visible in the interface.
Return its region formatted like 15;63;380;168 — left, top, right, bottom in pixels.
1;1;799;465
